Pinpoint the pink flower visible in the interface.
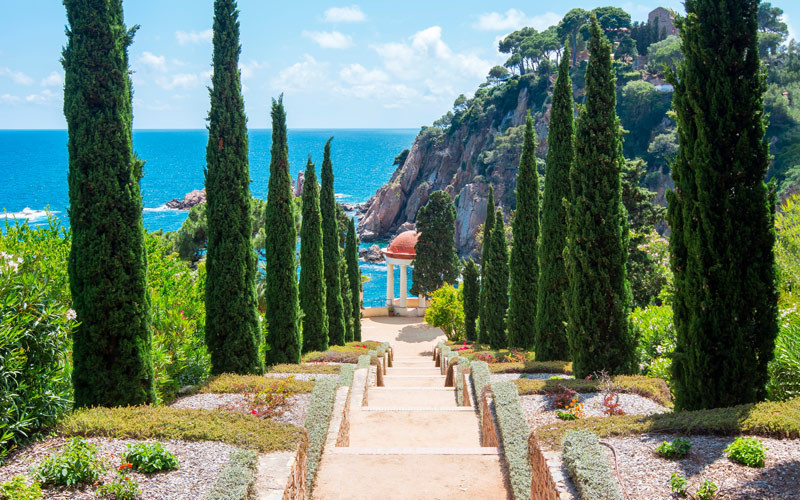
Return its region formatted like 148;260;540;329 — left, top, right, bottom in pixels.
251;409;258;415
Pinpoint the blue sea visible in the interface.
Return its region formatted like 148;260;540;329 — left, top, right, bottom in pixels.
0;129;418;306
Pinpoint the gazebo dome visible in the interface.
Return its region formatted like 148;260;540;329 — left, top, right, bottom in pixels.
383;230;419;260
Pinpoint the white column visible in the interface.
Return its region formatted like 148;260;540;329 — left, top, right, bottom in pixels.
386;263;394;307
399;264;408;307
418;295;426;308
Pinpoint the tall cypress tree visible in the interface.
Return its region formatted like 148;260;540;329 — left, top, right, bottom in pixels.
345;218;362;342
462;258;480;342
203;0;262;375
321;138;346;345
508;111;540;349
565;16;635;378
340;256;353;342
667;0;777;410
536;47;574;361
299;158;328;353
484;210;509;349
410;190;459;298
264;97;301;365
478;186;495;344
64;0;154;406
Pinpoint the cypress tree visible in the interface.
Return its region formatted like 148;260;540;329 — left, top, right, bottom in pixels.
535;46;574;361
478;186;496;344
340;257;353;342
462;258;480;342
507;111;540;349
564;16;635;378
321;138;346;345
299;158;328;353
345;218;362;342
204;0;262;375
264;97;301;365
63;0;155;406
667;0;777;410
410;190;460;298
484;210;509;349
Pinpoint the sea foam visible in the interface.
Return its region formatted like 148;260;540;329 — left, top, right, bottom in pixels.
1;208;56;222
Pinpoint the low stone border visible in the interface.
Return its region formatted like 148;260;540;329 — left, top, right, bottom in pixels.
528;433;561;500
303;378;338;495
562;430;623;500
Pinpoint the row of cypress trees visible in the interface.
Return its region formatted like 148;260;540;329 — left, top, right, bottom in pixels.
64;0;362;408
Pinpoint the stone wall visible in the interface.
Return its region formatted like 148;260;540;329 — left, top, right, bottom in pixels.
528;433;561;500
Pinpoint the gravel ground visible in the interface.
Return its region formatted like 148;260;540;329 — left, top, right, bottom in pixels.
170;393;311;427
602;434;800;500
264;373;338;382
522;392;669;428
0;437;236;500
490;373;572;383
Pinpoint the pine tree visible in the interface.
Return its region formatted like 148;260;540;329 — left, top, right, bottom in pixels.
484;210;509;349
535;46;574;361
340;256;353;342
667;0;777;410
564;16;635;378
63;0;155;406
321;138;346;346
264;97;301;365
203;0;262;375
410;190;459;298
462;258;480;342
345;218;362;342
508;111;540;348
299;158;328;353
478;186;496;344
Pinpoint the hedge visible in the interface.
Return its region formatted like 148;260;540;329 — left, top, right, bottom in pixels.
456;356;470;406
470;361;491;419
357;355;371;370
337;364;355;387
304;378;337;493
562;430;623;500
491;382;533;500
199;374;316;394
205;449;258;500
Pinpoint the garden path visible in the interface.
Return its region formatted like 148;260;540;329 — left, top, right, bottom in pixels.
312;317;509;500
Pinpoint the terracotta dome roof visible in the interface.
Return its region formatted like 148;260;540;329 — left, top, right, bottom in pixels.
382;230;419;260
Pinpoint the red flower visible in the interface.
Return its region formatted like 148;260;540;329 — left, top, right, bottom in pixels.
251;409;258;415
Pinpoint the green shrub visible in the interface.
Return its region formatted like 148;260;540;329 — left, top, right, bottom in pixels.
95;475;141;499
655;437;691;459
767;309;800;401
670;473;717;500
488;360;572;374
205;449;258;500
630;304;675;375
669;472;688;496
268;364;341;374
304;378;337;494
337;364;355;387
199;374;315;394
725;437;766;467
562;430;624;500
490;382;532;500
34;437;106;486
58;406;304;453
123;441;179;472
0;475;41;500
424;284;465;341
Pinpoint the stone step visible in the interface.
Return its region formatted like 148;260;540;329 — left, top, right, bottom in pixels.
313;454;508;500
367;388;458;407
381;376;445;388
330;447;500;455
387;367;442;376
348;409;481;448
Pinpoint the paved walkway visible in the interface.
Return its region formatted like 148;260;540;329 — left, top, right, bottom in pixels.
312;317;509;500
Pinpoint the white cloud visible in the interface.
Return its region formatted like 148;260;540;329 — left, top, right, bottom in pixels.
271;55;328;93
176;29;212;45
156;73;200;90
139;51;167;72
0;67;34;86
339;64;389;85
784;13;797;45
303;30;353;49
239;60;267;80
40;71;63;87
474;9;562;32
0;94;21;104
335;64;416;104
24;89;59;104
323;5;366;23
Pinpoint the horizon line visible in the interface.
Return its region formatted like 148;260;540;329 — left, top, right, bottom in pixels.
0;127;420;132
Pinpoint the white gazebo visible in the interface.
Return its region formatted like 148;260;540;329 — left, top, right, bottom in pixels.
382;230;425;316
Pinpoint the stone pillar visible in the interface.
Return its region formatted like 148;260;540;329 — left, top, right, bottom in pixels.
418;295;426;308
399;264;408;307
386;263;394;307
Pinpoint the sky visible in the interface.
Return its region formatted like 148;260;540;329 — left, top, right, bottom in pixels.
1;1;797;129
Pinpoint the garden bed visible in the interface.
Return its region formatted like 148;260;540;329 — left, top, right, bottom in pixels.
171;393;312;427
522;392;668;429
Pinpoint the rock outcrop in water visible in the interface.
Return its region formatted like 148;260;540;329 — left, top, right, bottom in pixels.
166;188;206;209
358;74;552;257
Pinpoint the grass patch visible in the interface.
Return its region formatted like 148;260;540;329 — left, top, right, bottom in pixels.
199;374;316;394
489;360;573;375
205;449;258;500
305;378;337;495
267;364;341;374
491;382;532;500
538;398;800;449
58;406;304;453
514;375;671;406
562;430;623;500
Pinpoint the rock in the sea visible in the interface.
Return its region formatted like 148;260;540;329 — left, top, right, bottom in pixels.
395;222;416;237
294;171;305;197
165;188;206;210
359;244;384;263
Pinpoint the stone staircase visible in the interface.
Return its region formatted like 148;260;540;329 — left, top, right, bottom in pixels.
312;354;509;499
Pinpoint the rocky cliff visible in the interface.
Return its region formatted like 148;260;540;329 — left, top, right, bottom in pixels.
358;74;552;257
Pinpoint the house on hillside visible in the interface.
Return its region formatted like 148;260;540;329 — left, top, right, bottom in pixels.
649;7;678;36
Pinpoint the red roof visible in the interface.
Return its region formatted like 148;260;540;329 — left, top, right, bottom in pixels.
382;230;419;260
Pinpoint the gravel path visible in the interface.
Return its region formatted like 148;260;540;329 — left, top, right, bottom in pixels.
522;392;669;428
170;393;311;427
0;437;236;500
602;434;800;499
